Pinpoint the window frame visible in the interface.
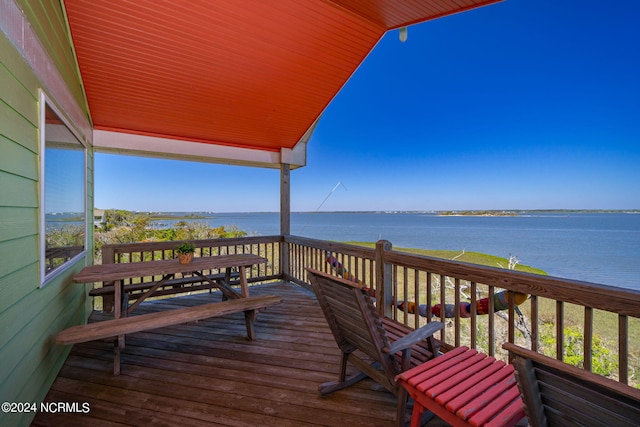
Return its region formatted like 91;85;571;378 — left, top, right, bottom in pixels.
39;91;88;287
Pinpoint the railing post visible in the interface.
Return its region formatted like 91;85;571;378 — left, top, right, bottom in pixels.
281;236;290;281
375;240;393;317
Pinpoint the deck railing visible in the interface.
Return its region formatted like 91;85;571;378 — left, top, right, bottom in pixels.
97;235;640;386
283;236;640;386
102;235;281;282
283;235;377;289
98;236;281;310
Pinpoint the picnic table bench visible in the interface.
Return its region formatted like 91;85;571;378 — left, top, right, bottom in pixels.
59;253;276;375
57;294;283;374
89;271;241;307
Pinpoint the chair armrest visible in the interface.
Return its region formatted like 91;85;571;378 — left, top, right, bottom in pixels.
385;321;444;354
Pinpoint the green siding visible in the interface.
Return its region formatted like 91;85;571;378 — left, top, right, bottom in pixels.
0;4;93;425
0;265;38;313
0;62;38;127
0;207;38;243
0;171;38;208
0;269;84;386
0;35;40;100
0;100;39;154
0;236;38;279
0;136;38;180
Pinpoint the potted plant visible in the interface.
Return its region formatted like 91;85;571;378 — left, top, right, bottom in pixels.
175;241;195;264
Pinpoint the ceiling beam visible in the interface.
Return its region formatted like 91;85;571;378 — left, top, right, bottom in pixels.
93;130;306;169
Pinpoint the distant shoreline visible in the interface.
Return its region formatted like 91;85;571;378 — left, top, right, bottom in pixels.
438;210;519;217
119;209;640;217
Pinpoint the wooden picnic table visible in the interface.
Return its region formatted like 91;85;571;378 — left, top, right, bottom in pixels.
74;253;266;317
65;253;276;374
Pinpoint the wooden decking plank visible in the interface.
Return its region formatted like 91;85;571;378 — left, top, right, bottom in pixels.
54;364;393;426
34;282;404;426
126;327;340;361
66;343;337;391
47;375;300;427
41;389;218;427
69;337;339;382
121;358;395;418
133;295;331;328
66;344;394;406
74;333;336;369
32;406;128;427
67;344;394;415
122;331;339;369
140;313;336;343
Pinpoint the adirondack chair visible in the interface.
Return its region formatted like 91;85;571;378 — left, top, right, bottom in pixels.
503;343;640;427
306;268;444;425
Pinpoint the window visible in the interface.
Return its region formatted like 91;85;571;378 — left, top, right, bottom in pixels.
40;94;87;286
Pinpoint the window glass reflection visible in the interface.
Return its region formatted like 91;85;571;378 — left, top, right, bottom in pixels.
44;104;86;277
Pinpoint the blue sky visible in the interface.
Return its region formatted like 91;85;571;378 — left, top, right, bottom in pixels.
95;0;640;212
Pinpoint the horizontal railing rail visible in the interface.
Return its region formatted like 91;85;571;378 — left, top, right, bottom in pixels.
381;245;640;384
284;237;640;387
102;236;282;283
284;235;377;290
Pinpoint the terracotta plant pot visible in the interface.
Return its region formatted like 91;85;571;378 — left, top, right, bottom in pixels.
178;252;193;264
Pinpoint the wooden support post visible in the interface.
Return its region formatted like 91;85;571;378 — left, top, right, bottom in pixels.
101;245;116;312
375;240;393;317
280;164;291;279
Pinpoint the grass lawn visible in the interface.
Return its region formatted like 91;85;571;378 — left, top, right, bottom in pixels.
345;242;547;275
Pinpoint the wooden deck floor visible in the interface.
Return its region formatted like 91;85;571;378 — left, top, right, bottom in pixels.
34;282;450;427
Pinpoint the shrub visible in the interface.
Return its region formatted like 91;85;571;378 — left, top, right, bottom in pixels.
540;323;618;377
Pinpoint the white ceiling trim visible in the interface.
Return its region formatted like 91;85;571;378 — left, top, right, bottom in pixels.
93;130;306;169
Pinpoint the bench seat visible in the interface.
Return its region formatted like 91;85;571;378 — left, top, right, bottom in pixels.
90;272;240;310
57;294;283;374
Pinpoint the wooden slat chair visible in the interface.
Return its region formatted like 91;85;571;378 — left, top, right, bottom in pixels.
503;343;640;427
306;268;444;425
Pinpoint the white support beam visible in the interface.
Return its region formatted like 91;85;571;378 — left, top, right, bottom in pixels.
280;142;307;167
93;130;307;169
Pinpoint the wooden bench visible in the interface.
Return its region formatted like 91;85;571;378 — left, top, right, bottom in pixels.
504;343;640;427
396;346;526;427
57;294;283;375
90;271;241;305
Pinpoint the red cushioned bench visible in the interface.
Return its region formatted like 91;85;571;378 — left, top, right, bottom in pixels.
396;346;526;427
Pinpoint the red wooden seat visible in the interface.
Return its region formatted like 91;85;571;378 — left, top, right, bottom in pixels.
396;346;526;427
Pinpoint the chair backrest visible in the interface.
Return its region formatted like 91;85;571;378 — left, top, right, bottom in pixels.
503;343;640;427
307;268;396;370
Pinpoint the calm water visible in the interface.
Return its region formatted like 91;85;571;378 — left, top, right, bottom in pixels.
155;212;640;291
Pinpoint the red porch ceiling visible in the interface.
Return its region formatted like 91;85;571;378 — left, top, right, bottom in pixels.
64;0;500;153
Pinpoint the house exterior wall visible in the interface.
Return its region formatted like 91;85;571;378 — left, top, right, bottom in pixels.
0;1;93;425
